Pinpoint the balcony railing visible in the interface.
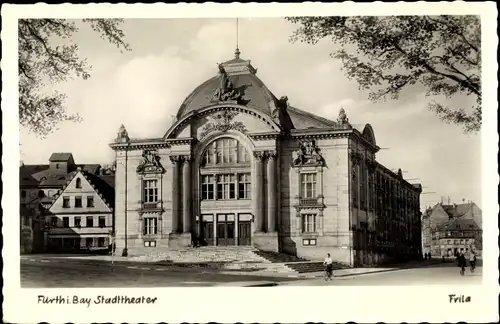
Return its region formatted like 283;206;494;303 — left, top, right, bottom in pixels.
294;196;324;208
141;201;162;211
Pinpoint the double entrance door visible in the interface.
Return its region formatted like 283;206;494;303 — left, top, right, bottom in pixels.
200;213;251;246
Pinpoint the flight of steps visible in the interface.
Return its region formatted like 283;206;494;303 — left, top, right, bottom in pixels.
252;250;309;263
285;261;348;273
129;246;269;264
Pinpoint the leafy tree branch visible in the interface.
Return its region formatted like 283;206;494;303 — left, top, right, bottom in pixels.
286;15;481;133
18;18;131;137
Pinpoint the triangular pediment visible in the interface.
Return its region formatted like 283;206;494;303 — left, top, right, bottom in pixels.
49;171;113;214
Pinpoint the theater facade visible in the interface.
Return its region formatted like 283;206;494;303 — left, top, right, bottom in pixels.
110;50;423;265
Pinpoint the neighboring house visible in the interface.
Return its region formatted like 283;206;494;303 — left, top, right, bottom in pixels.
109;48;422;266
421;202;482;257
20;153;113;253
46;168;115;252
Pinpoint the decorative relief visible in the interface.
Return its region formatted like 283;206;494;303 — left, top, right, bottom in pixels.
366;159;378;173
200;110;247;139
293;139;324;167
169;155;185;164
136;150;165;174
253;150;268;161
350;151;363;165
212;64;242;102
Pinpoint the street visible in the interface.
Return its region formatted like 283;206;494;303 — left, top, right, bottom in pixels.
21;257;482;287
20;258;297;288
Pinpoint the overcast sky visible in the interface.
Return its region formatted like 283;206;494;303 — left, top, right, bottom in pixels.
19;18;482;209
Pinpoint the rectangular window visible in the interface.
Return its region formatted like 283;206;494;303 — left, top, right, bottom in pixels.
75;196;82;208
63;197;70;208
238;173;251;199
75;217;81;228
217;174;236;200
300;173;317;198
303;239;317;246
87;196;94;208
63;217;69;228
201;175;215;200
51;217;58;228
86;238;93;248
144;240;157;247
86;216;94;228
144;217;158;235
98;216;106;228
301;214;316;233
143;180;158;203
97;237;106;247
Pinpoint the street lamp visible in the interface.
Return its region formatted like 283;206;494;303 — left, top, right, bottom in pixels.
122;141;129;257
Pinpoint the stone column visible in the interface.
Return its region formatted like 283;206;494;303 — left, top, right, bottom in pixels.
318;208;324;235
253;151;266;233
182;156;192;233
295;207;302;235
170;156;181;233
267;151;277;232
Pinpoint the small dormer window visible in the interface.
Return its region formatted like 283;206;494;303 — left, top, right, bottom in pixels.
76;178;82;189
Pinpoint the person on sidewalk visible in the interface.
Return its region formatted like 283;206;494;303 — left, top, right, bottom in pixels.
457;251;467;275
469;251;476;272
323;253;334;281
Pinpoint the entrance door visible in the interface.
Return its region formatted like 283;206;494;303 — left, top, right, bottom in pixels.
238;221;251;246
216;214;235;246
202;221;214;246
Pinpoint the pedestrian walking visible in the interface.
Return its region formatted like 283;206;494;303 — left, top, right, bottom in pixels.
457;251;467;276
469;251;476;273
323;253;334;281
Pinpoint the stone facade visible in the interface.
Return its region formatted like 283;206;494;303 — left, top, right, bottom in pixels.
421;202;482;258
110;51;422;266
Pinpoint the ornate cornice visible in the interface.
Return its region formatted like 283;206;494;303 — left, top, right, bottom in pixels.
110;141;170;151
291;129;352;140
165;138;196;146
248;132;281;141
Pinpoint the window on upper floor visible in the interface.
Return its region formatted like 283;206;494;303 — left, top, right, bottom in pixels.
217;174;236;200
75;178;82;189
86;216;94;228
201;175;215;200
98;216;106;228
300;173;317;198
143;179;158;203
63;217;69;228
238;173;251;199
75;217;81;228
50;217;58;228
87;196;94;208
38;190;45;198
75;196;82;208
202;137;250;166
63;197;70;208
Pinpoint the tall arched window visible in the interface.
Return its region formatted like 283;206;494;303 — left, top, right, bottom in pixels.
200;137;252;201
202;137;250;166
75;178;82;188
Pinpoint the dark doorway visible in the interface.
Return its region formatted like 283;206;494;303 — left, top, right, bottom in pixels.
202;221;214;246
238;221;251;246
216;214;235;246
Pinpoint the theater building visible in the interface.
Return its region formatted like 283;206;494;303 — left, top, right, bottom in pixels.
110;50;422;265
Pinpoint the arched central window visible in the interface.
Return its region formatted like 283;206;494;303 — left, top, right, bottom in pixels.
202;137;250;166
